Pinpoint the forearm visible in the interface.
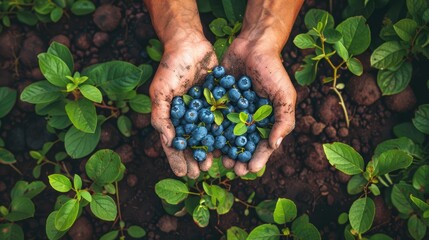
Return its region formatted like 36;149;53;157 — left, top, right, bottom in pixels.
143;0;205;47
239;0;304;51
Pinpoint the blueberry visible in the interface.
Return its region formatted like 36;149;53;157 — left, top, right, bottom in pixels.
245;141;256;153
170;104;186;119
221;145;230;154
184;109;198;123
221;103;235;115
224;125;236;142
221;119;232;129
188;86;202;99
257;98;271;108
175;126;185;137
184;124;196;134
189;99;203;111
203;74;215;90
214;135;227;149
207;145;214;152
180;119;188;125
228;88;241;102
228;146;238;160
243;90;257;103
172;96;185;106
247;124;256;133
235;136;248;147
270;115;275;123
211;124;224;136
193;149;207;162
212;86;226;100
187;137;199;147
201;134;215;147
237;76;252;91
198;108;214;124
220;75;235;89
248;132;261;144
248;103;256;113
173;137;187;150
256;118;270;127
213;66;225;78
237;151;252;162
172;118;180;127
237;98;249;109
192;126;208;141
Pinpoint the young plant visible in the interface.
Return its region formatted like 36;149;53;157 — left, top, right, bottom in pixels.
20;42;152;159
28;140;68;179
227;104;272;137
370;0;429;96
202;87;230;125
209;18;242;61
0;0;95;33
293;9;371;127
0;180;46;240
228;198;321;240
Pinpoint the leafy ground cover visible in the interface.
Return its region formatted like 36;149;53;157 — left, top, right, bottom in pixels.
0;0;428;239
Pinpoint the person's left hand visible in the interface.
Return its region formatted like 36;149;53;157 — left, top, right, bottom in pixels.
221;37;297;176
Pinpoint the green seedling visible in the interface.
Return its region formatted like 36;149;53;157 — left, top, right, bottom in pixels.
227;104;272;137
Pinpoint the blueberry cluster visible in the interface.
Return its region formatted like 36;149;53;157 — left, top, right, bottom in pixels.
170;66;274;163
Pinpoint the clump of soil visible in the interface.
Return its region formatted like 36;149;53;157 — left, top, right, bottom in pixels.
93;5;122;32
384;86;417;112
347;73;381;106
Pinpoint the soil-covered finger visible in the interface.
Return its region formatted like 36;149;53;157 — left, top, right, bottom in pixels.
248;140;274;173
162;142;187;177
199;152;213;171
184;149;200;179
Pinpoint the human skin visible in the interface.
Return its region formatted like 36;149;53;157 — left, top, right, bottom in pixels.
144;0;303;178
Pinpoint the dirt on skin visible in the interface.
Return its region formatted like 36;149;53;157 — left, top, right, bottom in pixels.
0;1;417;239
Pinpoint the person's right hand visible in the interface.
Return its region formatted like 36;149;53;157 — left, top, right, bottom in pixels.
149;34;218;179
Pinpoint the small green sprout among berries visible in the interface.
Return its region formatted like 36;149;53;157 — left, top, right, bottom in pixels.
170;65;274;162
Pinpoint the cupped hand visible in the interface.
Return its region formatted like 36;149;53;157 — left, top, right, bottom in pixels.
149;38;218;179
222;37;297;176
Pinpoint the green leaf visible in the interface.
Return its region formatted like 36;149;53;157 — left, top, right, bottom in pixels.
221;0;245;24
48;42;74;72
80;190;92;202
79;84;102;103
197;0;211;12
291;214;310;231
333;41;349;61
391;182;419;215
374;137;424;159
393;18;418;42
64;124;101;159
368;234;393;240
239;112;248;123
48;174;72;192
50;7;63;23
370;41;407;70
204;88;215;105
413;165;429;193
347;174;366;195
253;105;273;122
369;184;381;196
146;39;163;61
155;179;189;204
372;150;413;176
85;149;122;186
20;81;62;104
293;33;316;49
338;212;349;224
233;122;247;136
5;197;35;221
213;110;224;125
71;0;95;15
90;194;117;221
227;113;241;123
183;95;192;105
336;16;371;55
324;29;342;43
100;230;119;240
349;197;375;234
193;204;210;227
46;211;67;240
256;200;276;223
209;18;227;37
410;194;429;212
377;61;412;95
48;115;72;129
393;122;425;145
0;223;24;240
293;222;321;240
0;87;16;118
55;199;79;231
347;57;363;76
17;11;38;26
247;224;280;240
412;104;429;134
73;174;82;190
408;215;426;240
0;148;16;164
129;94;152;113
295;55;318;86
38;53;71;87
217;191;234;215
117;115;132;137
11;181;46;199
273;198;297;224
137;64;153;86
323;142;364;175
65;99;97;133
257;127;270;139
227;226;248;240
406;0;428;23
214;38;229;62
304;9;334;30
128;225;146;238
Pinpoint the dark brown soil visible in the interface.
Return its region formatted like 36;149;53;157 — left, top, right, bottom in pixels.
0;1;418;240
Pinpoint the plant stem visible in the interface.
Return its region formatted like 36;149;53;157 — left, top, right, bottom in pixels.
234;197;255;209
9;164;22;175
115;181;125;238
94;102;119;111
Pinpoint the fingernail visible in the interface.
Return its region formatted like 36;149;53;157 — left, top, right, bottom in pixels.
275;138;283;149
161;134;168;146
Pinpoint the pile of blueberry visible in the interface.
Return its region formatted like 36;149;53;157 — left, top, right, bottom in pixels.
170;66;274;163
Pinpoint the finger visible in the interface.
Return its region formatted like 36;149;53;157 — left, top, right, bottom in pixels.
161;141;187;177
248;140;274;173
222;156;235;169
269;87;296;149
199;152;213;172
213;149;222;158
149;84;175;147
234;162;249;176
184;149;200;179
